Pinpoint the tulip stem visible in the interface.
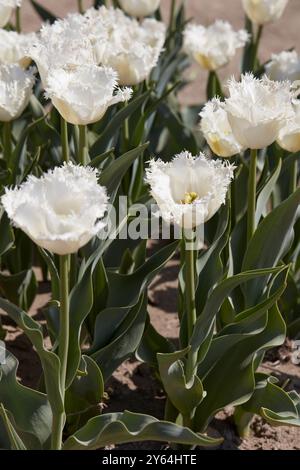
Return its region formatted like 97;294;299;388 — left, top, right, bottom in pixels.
15;6;21;32
247;149;257;243
60;117;69;163
170;0;176;31
253;25;263;71
289;160;298;194
2;122;12;164
78;125;87;165
184;235;198;383
77;0;84;14
51;254;70;450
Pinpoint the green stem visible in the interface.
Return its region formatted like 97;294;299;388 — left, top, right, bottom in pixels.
169;0;176;31
253;25;263;71
15;6;21;32
60;117;69;163
184;236;198;383
78;125;87;165
247;149;257;244
2;122;12;163
51;254;70;450
289;160;298;194
77;0;84;14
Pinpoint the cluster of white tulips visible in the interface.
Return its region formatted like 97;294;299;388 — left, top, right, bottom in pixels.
0;0;299;453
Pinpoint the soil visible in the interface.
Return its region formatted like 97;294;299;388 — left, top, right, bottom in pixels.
1;256;300;451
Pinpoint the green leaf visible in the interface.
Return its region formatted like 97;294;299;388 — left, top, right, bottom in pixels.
242;187;300;305
99;143;149;196
0;269;37;312
38;248;59;300
255;158;282;226
29;0;57;23
0;297;63;415
0;212;14;258
0;346;52;449
90;92;150;157
206;71;223;100
63;410;222;450
157;348;205;417
0;404;26;450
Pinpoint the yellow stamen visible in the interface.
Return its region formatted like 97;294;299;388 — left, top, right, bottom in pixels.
180;192;199;204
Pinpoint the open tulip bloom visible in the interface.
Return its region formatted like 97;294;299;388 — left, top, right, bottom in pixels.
183;20;249;72
118;0;161;18
0;30;36;68
265;50;300;83
0;0;21;28
0;64;35;122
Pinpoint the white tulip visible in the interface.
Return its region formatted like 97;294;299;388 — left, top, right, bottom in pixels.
45;65;132;126
1;163;108;255
0;0;21;28
277;100;300;153
84;7;166;85
145;152;234;229
28;17;95;87
118;0;160;17
0;64;35;122
242;0;288;25
200;98;245;157
265;51;300;83
0;30;36;68
225;73;294;149
183;20;249;71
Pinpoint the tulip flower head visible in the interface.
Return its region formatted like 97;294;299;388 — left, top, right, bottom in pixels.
242;0;289;25
28;17;95;87
183;20;249;71
0;64;35;122
0;30;36;68
145;152;235;229
1;163;108;255
118;0;160;17
224;73;294;149
85;7;166;86
0;0;21;28
200;98;245;157
277;100;300;153
45;65;132;126
265;50;300;83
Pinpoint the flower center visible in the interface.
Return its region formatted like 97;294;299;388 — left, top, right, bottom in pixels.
180;192;199;204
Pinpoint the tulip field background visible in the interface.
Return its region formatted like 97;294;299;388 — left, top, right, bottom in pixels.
1;0;300;453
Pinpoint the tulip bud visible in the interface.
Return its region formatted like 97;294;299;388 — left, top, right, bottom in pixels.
183;20;249;71
118;0;160;18
1;163;109;255
0;0;21;28
0;64;35;122
242;0;289;25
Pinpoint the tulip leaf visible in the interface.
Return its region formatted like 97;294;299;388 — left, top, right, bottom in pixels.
157;348;205;417
63;410;222;450
0;346;52;449
190;265;286;361
194;303;286;431
99;143;149;196
206;71;223;100
0;404;26;450
242;187;300;305
38;248;60;301
255;158;282;226
0;269;37;313
29;0;58;23
0;297;63;415
90;92;151;157
0;212;14;258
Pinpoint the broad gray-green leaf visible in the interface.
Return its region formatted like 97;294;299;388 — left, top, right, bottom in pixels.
63;410;222;450
0;404;26;450
255;158;282;226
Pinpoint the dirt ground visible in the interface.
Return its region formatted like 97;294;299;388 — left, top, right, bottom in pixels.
21;0;300;103
2;255;300;450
